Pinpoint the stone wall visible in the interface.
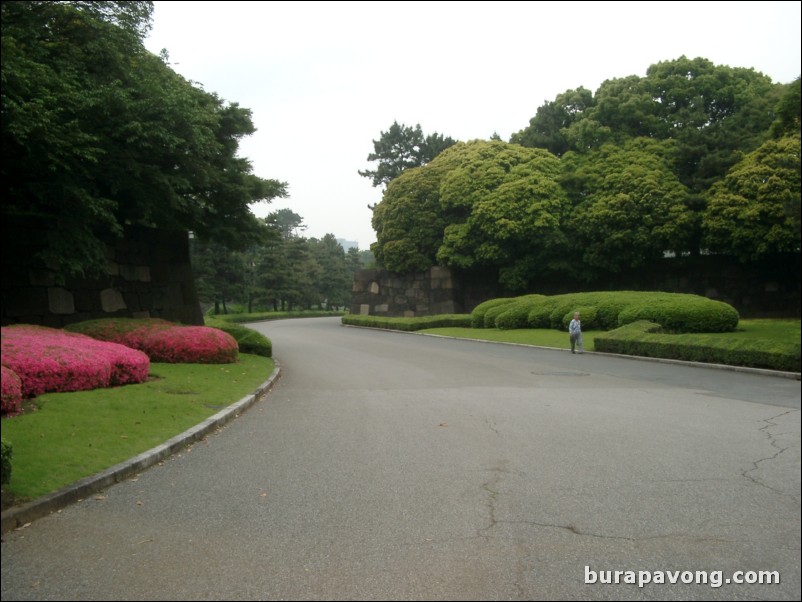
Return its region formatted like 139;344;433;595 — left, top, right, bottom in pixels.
1;220;203;327
350;267;463;317
350;253;800;319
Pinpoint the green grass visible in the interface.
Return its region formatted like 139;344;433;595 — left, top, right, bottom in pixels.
724;319;801;341
421;326;593;349
1;354;274;501
208;310;344;324
421;319;801;353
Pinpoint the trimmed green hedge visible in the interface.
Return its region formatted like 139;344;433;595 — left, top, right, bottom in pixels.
469;291;740;334
204;318;272;358
207;310;343;324
594;321;800;372
342;314;472;331
470;298;516;328
616;296;739;333
495;295;547;330
1;438;12;486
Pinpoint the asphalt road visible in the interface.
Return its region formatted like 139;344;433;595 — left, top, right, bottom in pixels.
2;317;800;601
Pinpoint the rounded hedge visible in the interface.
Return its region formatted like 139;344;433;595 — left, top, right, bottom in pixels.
617;296;739;333
470;298;516;328
475;291;739;334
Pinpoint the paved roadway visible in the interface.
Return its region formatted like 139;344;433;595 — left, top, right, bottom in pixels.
1;317;800;601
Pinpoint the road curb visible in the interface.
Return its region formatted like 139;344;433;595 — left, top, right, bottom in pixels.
343;324;801;380
1;363;281;535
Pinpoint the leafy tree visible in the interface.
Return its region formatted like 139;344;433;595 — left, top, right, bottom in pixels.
644;56;779;193
346;247;362;273
510;87;594;156
702;135;801;261
309;235;351;309
190;239;247;315
283;237;322;310
270;208;307;239
770;77;801;139
372;140;570;290
371;143;467;272
435;141;570;290
1;1;286;277
359;121;456;187
562;138;696;274
516;57;780;196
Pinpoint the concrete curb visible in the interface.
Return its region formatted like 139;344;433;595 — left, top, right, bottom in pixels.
1;363;282;535
343;324;801;380
419;332;802;379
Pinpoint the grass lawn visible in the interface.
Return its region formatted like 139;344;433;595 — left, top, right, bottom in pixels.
421;319;801;353
421;326;588;349
1;354;274;502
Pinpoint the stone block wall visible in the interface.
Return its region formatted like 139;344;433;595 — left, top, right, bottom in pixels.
1;220;203;327
350;267;463;317
350;253;800;319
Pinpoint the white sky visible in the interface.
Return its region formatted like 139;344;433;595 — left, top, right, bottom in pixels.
144;0;801;249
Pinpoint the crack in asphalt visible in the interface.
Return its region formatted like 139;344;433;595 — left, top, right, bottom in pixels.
477;464;529;598
484;416;501;437
477;465;737;545
489;518;738;545
742;409;800;500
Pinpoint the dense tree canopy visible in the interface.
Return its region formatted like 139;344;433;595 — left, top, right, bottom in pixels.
513;56;780;193
702;134;801;261
368;56;796;293
193;211;364;313
371;142;466;272
436;142;569;290
371;140;570;289
562;138;696;273
509;87;594;157
1;1;286;276
771;77;801;139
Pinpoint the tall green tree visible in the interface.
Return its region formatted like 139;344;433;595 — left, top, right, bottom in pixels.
1;1;287;276
515;57;780;195
309;234;351;309
359;121;456;187
270;208;307;239
371;143;466;272
702;135;801;261
562;138;696;274
770;77;801;139
372;140;570;290
190;239;247;315
510;87;595;157
436;141;570;290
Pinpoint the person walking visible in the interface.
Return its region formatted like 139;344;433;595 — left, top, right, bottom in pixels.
569;311;583;354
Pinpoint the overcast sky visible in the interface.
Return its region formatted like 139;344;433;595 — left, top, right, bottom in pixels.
144;1;801;249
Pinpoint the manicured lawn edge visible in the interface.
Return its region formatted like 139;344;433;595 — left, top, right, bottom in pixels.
0;362;281;535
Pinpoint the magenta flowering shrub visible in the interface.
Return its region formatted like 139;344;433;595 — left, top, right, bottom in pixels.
1;365;23;416
1;325;150;398
67;318;239;363
65;318;173;349
140;326;238;363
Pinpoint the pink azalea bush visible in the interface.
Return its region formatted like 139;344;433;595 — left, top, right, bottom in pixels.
0;325;150;398
139;326;238;363
1;365;23;416
65;318;174;349
67;318;238;364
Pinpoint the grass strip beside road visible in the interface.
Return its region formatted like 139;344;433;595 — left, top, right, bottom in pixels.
1;354;274;501
420;319;801;355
